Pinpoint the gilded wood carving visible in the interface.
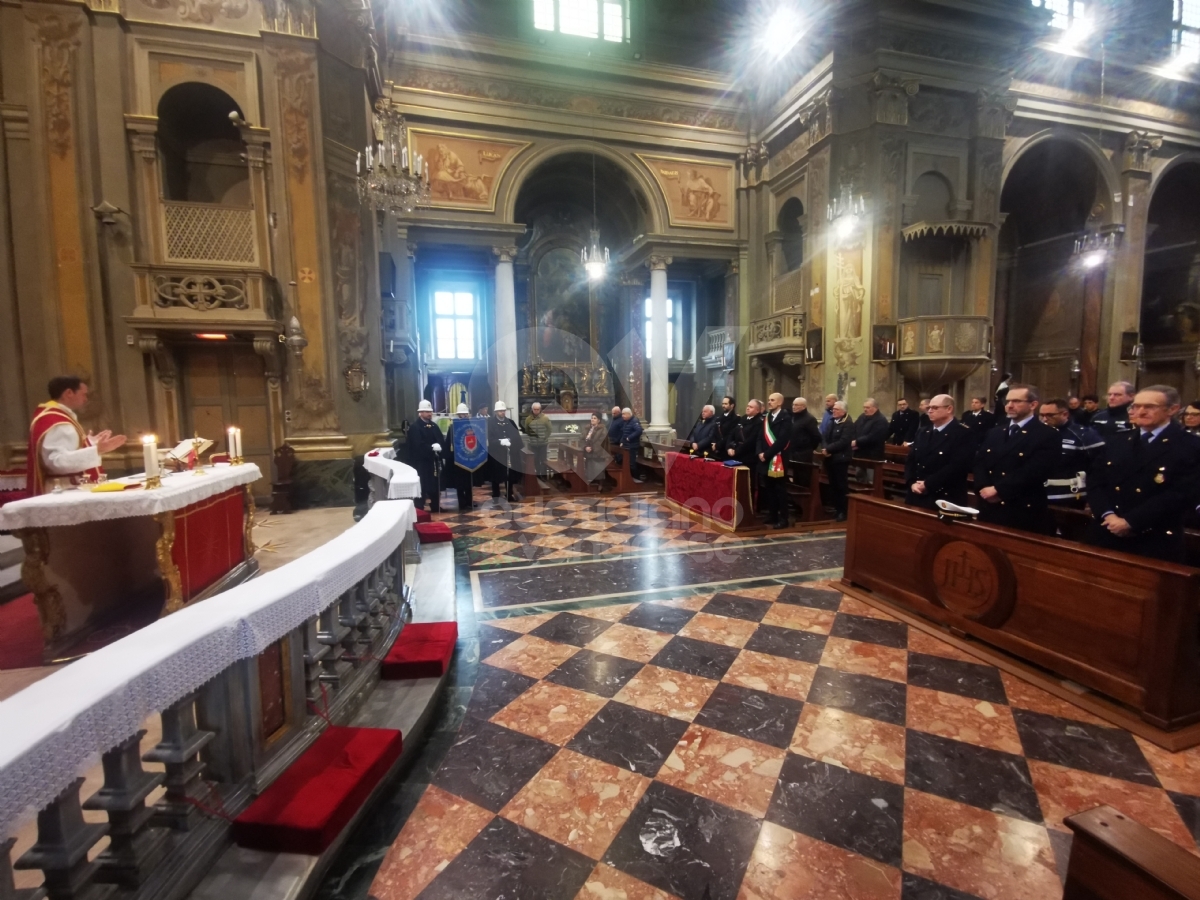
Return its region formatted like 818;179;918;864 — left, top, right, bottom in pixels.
636;154;735;230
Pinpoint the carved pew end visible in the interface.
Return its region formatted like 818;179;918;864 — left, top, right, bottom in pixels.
1064;805;1200;900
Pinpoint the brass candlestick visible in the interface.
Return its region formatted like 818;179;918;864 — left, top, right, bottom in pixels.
192;433;206;475
145;474;163;490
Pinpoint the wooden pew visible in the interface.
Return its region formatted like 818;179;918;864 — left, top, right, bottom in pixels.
1064;805;1200;899
786;461;830;523
848;457;888;499
551;444;591;494
640;442;672;485
605;447;638;494
520;448;543;499
842;495;1200;730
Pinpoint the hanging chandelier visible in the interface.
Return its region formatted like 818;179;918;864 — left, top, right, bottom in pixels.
356;100;429;215
582;149;608;280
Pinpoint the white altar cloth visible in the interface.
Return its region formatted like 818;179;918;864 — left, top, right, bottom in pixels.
0;464;261;530
362;449;421;500
0;498;415;836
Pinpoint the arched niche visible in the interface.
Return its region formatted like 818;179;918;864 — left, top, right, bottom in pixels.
899;171;972;320
777;197;804;273
157;83;248;205
996;138;1110;399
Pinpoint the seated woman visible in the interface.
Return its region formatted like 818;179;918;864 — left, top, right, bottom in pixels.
582;412;609;486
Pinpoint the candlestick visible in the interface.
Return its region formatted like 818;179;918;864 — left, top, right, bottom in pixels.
234;427;244;464
228;426;238;464
143;435;161;489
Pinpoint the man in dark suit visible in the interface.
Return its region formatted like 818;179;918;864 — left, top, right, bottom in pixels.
1085;385;1200;563
852;398;889;460
757;392;792;529
618;407;644;481
904;394;974;510
973;383;1060;533
726;399;764;508
715;395;740;456
961;396;997;447
821;401;856;522
888;398;920;445
487;401;525;502
686;405;719;457
406;399;443;513
789;397;823;464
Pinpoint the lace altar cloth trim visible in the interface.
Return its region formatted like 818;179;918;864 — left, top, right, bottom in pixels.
0;464;262;530
0;473;24;492
362;448;422;500
0;499;415;837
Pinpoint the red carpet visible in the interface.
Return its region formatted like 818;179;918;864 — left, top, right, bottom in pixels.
414;521;453;543
233;726;404;855
0;594;44;669
381;622;458;680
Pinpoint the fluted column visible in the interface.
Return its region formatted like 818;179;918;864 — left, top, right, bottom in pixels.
647;255;672;428
493;247;519;410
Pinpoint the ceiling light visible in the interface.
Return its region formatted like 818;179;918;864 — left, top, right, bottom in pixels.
761;7;804;59
195;333;229;340
1081;250;1106;269
1057;15;1092;50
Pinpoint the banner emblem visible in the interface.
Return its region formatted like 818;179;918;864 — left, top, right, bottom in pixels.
452;417;488;472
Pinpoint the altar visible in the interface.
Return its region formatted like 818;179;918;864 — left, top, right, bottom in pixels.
0;464;261;660
663;451;755;532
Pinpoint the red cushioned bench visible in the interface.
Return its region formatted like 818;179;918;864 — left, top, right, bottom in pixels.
414;508;431;523
381;621;458;680
414;521;452;544
232;726;404;855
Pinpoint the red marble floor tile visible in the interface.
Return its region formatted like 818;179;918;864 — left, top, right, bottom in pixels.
575;603;642;623
487;612;561;634
905;628;986;664
902;789;1060;900
905;686;1023;755
737;821;903;900
820;637;908;683
657;723;786;818
369;785;495;900
500;748;650;861
491;680;609;746
585;622;674;663
998;671;1109;728
677;612;759;649
613;664;718;722
575;863;680;899
723;649;817;702
837;596;900;622
656;594;709;611
1027;759;1195;849
483;634;579;679
789;704;906;786
1135;735;1200;797
724;585;788;602
760;603;836;635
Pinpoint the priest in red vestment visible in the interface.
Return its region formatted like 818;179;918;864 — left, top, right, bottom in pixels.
27;376;126;494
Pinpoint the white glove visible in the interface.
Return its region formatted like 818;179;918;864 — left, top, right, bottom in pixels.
500;438;511;447
431;443;442;453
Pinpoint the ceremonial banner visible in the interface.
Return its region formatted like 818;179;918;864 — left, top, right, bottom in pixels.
452;418;488;472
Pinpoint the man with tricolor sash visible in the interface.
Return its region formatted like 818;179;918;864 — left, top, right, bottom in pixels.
26;376;126;495
757;392;792;529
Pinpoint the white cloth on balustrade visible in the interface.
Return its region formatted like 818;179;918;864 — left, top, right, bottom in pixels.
0;498;416;837
361;448;422;500
0;464;262;530
41;419;102;475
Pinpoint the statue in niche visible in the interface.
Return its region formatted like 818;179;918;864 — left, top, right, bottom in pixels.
534;366;550;396
521;364;533;395
577;368;591;395
835;251;865;340
927;323;945;353
902;324;917;356
593;367;610;394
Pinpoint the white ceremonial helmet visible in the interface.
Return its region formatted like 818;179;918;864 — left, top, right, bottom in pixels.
456;403;470;415
494;401;507;412
417;399;433;412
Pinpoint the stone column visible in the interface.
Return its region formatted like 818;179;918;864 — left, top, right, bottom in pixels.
493;246;519;410
647;255;672;429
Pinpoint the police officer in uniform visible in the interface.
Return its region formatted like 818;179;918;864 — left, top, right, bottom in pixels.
887;398;920;445
961;397;997;448
1086;385;1200;563
1089;381;1135;438
904;394;974;510
1036;397;1104;509
973;383;1059;533
406;399;443;513
488;401;524;502
442;403;476;512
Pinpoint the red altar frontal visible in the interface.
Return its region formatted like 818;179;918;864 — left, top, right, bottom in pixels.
0;465;261;660
663;452;755;532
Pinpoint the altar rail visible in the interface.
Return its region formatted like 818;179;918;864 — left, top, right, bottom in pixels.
0;500;417;900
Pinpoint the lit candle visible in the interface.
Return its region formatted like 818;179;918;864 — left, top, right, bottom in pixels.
227;426;237;460
234;428;243;461
401;146;408;170
355;151;361;175
142;434;159;478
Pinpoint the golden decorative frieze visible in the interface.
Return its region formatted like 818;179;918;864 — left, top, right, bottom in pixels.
273;49;315;183
636;154;735;230
406;128;530;213
155;511;185;616
137;0;248;26
749;313;805;352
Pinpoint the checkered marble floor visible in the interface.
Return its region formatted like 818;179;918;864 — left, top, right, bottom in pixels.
368;579;1200;900
444;490;816;569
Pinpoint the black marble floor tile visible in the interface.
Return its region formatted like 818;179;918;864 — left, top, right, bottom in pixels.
475;536;845;607
905;730;1043;823
693;682;803;750
529;611;614;647
603;780;761;900
806;667;908;726
701;593;773;623
776;584;843;611
901;872;985;900
559;526;610;539
465;663;538;721
1047;828;1073;886
619;602;696;634
567;700;691;778
1169;791;1200;847
830;613;908;650
650;635;741;681
767;754;905;867
742;623;828;664
906;652;1008;704
478;623;523;660
418;815;594;900
1012;709;1159;786
430;715;558;812
609;522;647;534
544;649;645;698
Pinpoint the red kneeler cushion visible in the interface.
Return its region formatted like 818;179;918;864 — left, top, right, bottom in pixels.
414;509;431;523
232;726;403;855
381;622;458;680
414;521;452;543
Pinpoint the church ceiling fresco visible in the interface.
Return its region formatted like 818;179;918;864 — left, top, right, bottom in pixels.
406;129;529;213
635;154;735;230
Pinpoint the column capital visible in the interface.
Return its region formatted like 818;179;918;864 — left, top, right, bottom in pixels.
493;246;519;263
646;255;673;271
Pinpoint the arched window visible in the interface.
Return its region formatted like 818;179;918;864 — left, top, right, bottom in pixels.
777;197;804;273
911;171;953;223
157;83;249;205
